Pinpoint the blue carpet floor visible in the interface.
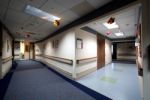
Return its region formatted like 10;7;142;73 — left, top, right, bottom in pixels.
2;60;111;100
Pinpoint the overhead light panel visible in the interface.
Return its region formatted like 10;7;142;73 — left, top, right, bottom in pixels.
103;22;119;29
25;5;61;22
115;32;124;37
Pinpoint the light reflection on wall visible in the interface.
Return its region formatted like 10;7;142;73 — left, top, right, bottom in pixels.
20;42;25;54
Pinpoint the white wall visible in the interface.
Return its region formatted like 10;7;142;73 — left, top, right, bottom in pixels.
35;42;45;61
75;29;97;78
35;29;76;78
105;39;112;65
35;28;113;79
35;42;44;55
29;44;34;59
1;29;13;78
44;30;75;59
76;29;97;59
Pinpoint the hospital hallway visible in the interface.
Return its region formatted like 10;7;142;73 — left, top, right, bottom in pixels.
0;0;150;100
0;60;141;100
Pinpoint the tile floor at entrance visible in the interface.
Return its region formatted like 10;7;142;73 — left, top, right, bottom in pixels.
77;63;142;100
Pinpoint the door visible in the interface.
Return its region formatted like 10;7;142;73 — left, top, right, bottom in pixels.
97;34;105;69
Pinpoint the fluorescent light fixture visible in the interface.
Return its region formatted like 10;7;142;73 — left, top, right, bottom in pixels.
103;22;119;29
115;32;124;37
25;5;61;22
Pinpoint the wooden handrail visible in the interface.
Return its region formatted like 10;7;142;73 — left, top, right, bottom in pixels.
14;54;20;56
45;55;72;61
2;56;13;64
43;55;73;65
36;54;73;65
35;54;42;56
77;57;97;64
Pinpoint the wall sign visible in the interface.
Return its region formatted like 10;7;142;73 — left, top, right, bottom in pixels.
52;40;59;48
7;40;9;52
76;38;83;49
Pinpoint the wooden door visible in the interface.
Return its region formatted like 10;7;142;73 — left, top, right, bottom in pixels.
29;43;35;59
97;34;105;69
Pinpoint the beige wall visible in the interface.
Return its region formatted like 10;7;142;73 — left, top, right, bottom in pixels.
75;29;97;78
1;29;13;79
105;39;112;65
14;42;20;59
117;43;136;60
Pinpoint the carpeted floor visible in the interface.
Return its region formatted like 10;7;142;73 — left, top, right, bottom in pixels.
3;60;110;100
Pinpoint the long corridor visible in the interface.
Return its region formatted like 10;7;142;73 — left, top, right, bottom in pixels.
1;0;148;99
2;60;110;100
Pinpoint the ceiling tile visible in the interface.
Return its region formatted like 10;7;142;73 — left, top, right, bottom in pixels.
59;10;79;23
41;0;66;16
0;0;9;7
0;6;7;21
5;9;30;24
85;5;139;39
22;17;45;31
55;0;84;9
19;0;48;8
36;22;56;35
9;0;26;12
86;0;112;9
70;0;94;16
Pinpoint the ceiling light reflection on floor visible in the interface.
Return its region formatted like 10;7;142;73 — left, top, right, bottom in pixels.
114;32;124;37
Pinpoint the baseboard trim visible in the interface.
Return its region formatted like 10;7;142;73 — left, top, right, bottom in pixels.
35;59;73;79
1;62;12;79
76;67;97;79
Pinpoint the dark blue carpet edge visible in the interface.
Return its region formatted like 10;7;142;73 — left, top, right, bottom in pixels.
34;60;111;100
0;61;17;100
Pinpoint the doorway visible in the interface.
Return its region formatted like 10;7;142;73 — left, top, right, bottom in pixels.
14;41;35;60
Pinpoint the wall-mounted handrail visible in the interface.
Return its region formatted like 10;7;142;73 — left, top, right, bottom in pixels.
76;57;97;64
35;54;43;56
14;54;20;56
2;56;13;64
36;54;73;65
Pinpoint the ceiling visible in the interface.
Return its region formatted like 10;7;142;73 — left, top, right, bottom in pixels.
0;0;112;42
81;4;141;40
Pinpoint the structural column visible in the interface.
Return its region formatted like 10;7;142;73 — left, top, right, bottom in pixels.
0;21;2;79
142;0;150;99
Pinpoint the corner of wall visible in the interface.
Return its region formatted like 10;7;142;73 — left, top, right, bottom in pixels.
0;21;2;79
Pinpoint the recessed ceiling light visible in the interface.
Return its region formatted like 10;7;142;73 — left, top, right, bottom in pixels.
24;5;61;22
103;22;119;29
115;32;124;37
